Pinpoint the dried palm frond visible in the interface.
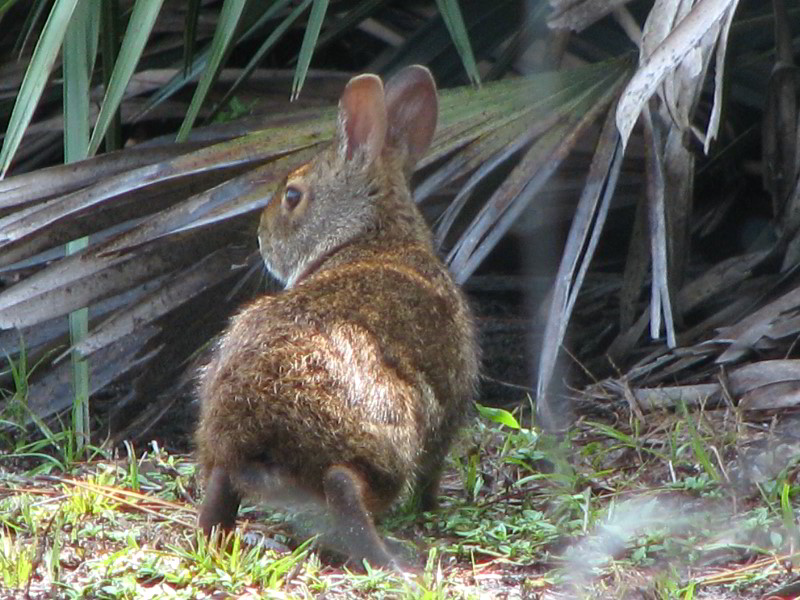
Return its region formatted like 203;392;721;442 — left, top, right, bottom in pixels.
0;45;633;434
536;0;800;425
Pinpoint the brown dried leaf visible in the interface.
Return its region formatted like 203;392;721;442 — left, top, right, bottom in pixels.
716;283;800;363
599;360;800;412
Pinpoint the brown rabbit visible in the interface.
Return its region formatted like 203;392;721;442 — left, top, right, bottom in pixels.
195;65;479;568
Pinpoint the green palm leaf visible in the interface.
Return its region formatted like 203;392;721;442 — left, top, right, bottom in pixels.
0;0;80;178
89;0;165;156
177;0;248;141
434;0;480;85
290;0;329;101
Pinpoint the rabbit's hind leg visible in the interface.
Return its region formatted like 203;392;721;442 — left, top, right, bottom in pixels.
323;464;399;569
198;466;242;535
416;463;443;513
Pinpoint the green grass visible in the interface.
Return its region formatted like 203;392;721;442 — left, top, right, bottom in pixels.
2;337;105;474
0;402;798;598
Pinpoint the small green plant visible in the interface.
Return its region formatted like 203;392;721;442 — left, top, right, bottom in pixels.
45;511;65;586
0;528;35;590
2;336;106;474
780;480;800;562
475;403;521;429
63;474;121;524
122;441;141;492
164;529;314;593
212;95;257;123
677;399;720;483
2;413;106;475
670;473;716;493
1;336;29;426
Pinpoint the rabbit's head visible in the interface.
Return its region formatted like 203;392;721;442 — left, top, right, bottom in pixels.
258;66;438;286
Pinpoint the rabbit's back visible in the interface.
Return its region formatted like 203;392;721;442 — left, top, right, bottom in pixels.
300;239;477;413
196;239;476;509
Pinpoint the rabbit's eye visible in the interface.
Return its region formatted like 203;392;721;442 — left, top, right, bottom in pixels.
283;185;304;211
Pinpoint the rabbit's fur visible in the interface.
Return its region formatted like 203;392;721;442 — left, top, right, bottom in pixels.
195;65;479;568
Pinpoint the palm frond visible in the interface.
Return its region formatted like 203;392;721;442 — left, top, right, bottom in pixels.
0;57;634;426
89;0;165;155
0;0;79;177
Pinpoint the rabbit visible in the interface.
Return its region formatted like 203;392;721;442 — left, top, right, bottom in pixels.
194;64;479;569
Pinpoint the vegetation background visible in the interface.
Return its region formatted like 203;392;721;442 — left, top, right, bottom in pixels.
0;0;799;598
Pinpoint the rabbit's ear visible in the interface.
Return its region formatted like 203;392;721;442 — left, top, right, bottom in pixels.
384;65;437;170
336;74;387;164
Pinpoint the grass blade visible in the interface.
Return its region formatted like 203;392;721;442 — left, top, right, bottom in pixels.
132;50;209;122
780;481;800;560
88;0;166;156
99;0;122;152
0;0;80;178
63;0;96;457
135;0;292;123
176;0;248;142
209;0;309;121
11;0;49;55
184;0;202;75
290;0;329;101
434;0;480;85
63;6;91;162
678;398;720;482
